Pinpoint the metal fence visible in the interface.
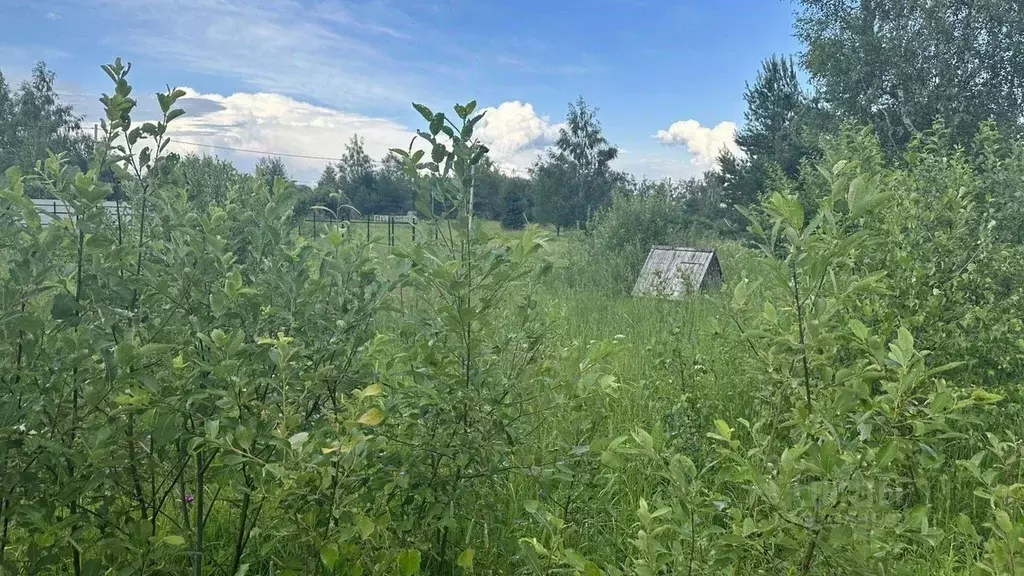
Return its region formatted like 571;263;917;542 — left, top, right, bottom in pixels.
31;199;129;225
302;213;431;246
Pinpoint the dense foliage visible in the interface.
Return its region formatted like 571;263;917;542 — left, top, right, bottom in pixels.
795;0;1024;150
531;97;624;233
3;1;1024;573
0;62;92;191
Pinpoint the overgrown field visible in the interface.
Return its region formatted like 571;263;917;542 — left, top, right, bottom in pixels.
2;61;1024;576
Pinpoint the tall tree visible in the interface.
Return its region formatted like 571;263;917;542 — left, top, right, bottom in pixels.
500;176;531;230
795;0;1024;150
533;97;620;232
374;150;415;215
469;156;507;221
165;153;242;206
0;62;93;188
0;71;14;171
718;55;825;230
735;55;816;179
337;135;377;213
298;163;345;218
15;62;91;173
254;155;290;191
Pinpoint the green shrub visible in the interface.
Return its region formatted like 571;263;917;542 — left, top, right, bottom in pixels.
5;57;1024;576
563;188;699;294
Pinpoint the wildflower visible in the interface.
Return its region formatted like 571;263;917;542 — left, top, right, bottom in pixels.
184;493;195;505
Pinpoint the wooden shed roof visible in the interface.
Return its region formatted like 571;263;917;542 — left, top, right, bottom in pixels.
631;246;723;299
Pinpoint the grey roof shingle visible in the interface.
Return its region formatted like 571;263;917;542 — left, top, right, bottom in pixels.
632;246;723;299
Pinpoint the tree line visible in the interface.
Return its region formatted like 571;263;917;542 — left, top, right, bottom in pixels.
2;0;1022;236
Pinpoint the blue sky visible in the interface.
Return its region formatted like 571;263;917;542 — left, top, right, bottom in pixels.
0;0;803;182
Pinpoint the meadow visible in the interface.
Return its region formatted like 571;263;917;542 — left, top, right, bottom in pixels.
2;60;1024;576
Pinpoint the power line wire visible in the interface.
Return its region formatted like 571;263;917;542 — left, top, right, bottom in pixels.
172;140;348;162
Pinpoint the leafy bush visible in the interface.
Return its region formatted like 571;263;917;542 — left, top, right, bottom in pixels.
0;60;394;575
4;57;1024;576
530;122;1024;575
563;187;698;294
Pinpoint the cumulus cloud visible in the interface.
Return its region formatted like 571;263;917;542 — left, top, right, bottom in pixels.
133;91;558;182
654;120;742;170
475;101;562;174
150;88;415;183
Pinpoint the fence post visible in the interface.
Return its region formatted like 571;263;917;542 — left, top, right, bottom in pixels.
366;217;370;243
389;216;394;246
412;219;416;243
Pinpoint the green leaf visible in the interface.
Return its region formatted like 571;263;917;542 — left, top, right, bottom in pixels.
876;440;900;468
397;549;421;576
970;389;1004;404
320;545;339;570
413;103;433;122
600;450;623;468
829;524;853;546
357;408;385;426
470;145;489;165
994;509;1013;533
50;293;80;321
431;143;447;164
462;114;484;140
288;432;309;450
166;108;186;123
101;64;118;83
563;549;587;569
6;312;42;334
769;192;804;231
847;174;867;213
138;343;175;358
429;113;444;137
355;514;374;538
713;419;732;441
359;383;384;398
849;319;868;341
464;100;477;116
457;548;475;571
955;514;980;541
161;535;185;546
671;454;697;480
632;428;654;452
742;517;757;537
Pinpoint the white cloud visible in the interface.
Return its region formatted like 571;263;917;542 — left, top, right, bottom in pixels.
154;88;416;183
654;120;742;170
140;90;557;182
475;101;562;174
